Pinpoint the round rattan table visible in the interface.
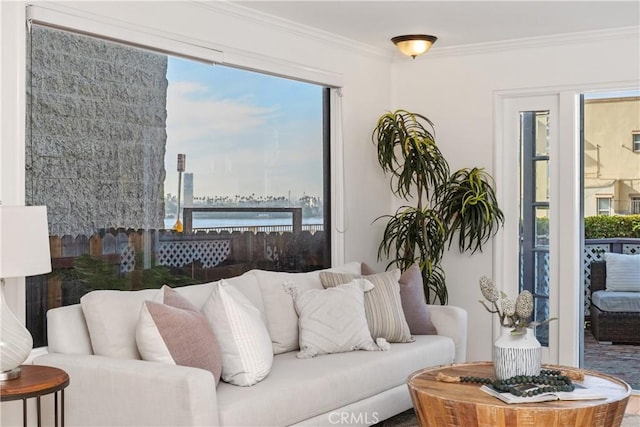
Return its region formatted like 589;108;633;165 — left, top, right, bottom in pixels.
407;362;631;427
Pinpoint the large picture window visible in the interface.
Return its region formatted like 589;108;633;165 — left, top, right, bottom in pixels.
25;25;330;346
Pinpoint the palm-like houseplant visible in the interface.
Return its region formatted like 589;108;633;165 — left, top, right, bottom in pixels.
373;109;504;304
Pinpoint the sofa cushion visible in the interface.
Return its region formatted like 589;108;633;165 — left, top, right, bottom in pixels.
135;286;222;384
319;270;414;343
215;334;455;426
253;262;362;354
603;252;640;292
285;279;387;358
81;287;161;359
202;280;273;386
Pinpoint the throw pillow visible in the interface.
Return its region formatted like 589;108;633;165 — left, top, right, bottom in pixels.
284;279;389;359
319;270;414;343
604;253;640;292
136;286;222;384
255;261;363;354
361;263;437;335
398;264;438;335
201;280;274;386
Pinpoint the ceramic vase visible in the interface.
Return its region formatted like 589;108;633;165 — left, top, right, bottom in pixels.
493;326;541;380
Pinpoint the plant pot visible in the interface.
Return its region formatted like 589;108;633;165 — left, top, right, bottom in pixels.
493;326;541;380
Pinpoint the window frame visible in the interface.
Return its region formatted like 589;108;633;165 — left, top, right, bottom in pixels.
632;131;640;153
23;17;339;347
596;196;612;216
3;2;351;351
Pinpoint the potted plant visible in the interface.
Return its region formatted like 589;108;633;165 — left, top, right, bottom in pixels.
372;109;504;304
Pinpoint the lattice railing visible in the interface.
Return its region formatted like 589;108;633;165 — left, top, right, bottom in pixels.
156;240;231;268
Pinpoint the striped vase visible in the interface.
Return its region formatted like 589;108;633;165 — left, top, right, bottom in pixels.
493;326;541;380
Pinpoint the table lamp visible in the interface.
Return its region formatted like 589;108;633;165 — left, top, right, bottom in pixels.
0;205;51;380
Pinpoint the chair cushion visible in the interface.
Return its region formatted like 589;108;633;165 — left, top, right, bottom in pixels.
591;290;640;312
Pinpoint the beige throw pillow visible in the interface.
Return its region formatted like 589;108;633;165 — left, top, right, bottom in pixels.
136;286;222;384
285;279;389;358
319;270;414;343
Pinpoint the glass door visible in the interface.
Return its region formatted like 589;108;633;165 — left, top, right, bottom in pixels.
519;111;551;346
497;93;582;367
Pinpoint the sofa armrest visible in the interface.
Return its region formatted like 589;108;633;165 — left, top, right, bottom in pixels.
34;353;218;427
427;305;468;363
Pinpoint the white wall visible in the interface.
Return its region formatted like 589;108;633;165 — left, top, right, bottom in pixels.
391;31;640;361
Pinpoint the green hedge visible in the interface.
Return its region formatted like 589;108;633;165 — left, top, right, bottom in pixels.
584;215;640;239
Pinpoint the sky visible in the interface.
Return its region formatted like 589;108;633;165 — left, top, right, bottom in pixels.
164;56;324;200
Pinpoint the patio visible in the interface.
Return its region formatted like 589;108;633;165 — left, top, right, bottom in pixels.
584;329;640;391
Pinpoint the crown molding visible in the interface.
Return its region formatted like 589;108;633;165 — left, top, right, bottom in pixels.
189;1;390;59
404;26;640;60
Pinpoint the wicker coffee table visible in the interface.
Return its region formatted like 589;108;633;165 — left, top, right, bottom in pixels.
407;362;631;427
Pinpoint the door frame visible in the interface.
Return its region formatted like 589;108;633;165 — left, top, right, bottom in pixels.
493;81;638;368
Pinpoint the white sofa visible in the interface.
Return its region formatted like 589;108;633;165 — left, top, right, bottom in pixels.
34;262;467;427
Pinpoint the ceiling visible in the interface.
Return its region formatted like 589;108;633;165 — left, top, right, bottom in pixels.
231;1;640;55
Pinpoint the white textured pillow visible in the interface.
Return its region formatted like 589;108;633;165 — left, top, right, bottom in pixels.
201;280;273;386
285;279;389;359
604;253;640;292
319;269;414;343
254;262;362;354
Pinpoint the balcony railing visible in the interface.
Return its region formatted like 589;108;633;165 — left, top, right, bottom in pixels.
182;207;304;234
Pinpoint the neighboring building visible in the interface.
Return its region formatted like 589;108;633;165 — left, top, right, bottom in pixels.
184;173;194;207
25;26;168;236
584;96;640;216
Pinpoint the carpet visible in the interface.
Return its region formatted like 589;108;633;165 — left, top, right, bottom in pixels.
377;409;640;426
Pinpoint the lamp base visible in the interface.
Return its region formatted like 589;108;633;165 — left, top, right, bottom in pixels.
0;367;22;381
0;281;33;376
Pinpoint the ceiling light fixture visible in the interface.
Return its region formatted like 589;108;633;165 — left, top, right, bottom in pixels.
391;35;438;59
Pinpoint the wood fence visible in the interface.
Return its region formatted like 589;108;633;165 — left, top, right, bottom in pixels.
27;227;327;347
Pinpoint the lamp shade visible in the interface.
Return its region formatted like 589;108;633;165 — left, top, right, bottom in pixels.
391;35;438;58
0;205;51;278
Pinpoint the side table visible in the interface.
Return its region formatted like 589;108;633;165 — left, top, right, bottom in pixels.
407;362;631;427
1;365;69;427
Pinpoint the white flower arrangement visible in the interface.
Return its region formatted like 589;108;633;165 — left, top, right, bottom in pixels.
478;276;556;335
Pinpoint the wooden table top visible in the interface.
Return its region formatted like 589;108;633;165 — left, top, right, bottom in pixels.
408;362;632;426
1;365;69;402
408;361;631;409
